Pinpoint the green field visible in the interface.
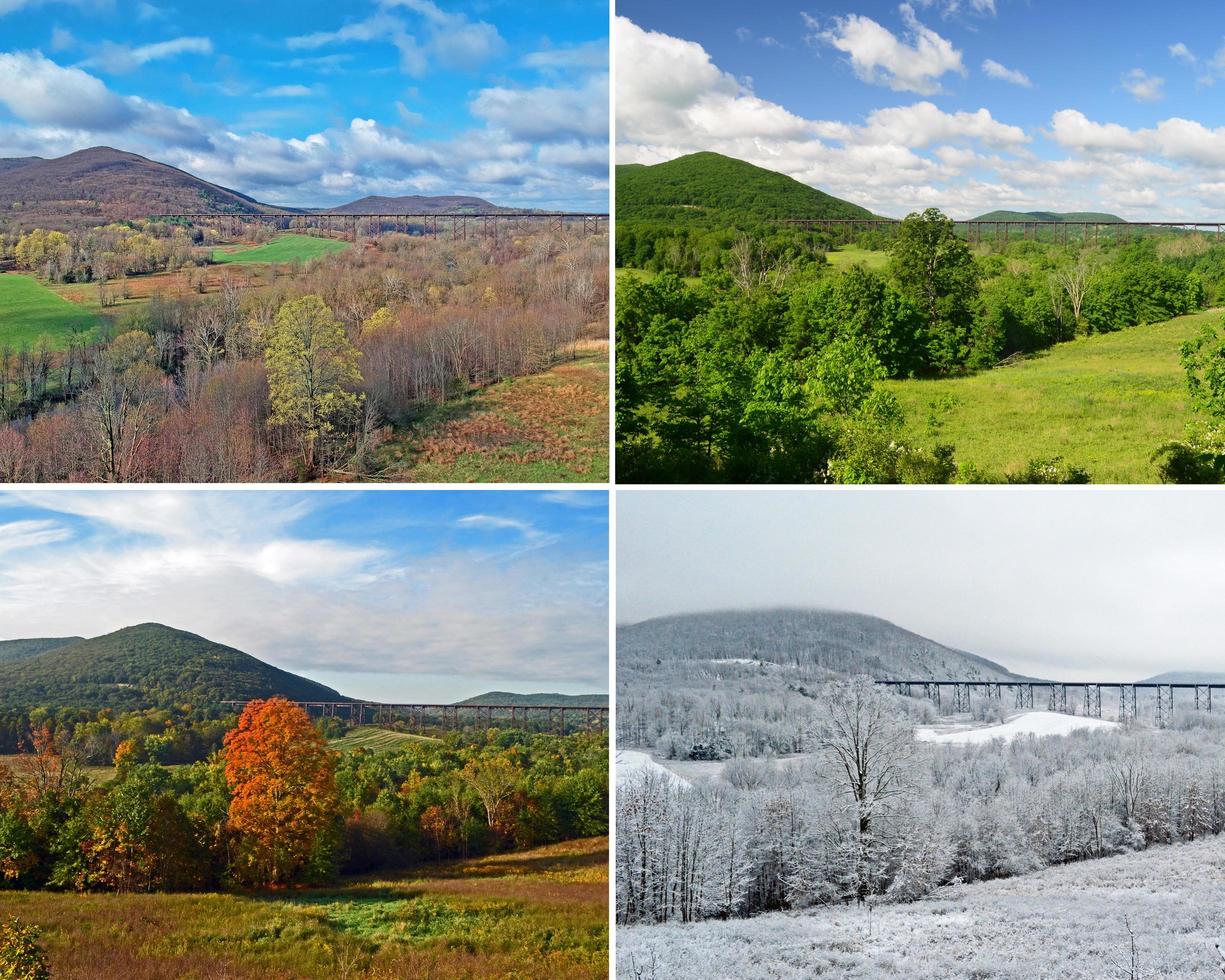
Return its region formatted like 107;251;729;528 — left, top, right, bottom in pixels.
822;245;890;271
0;274;98;348
329;727;439;752
0;837;608;979
213;234;350;265
889;309;1221;482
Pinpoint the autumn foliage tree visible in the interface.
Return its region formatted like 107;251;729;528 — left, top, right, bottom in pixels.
223;698;339;886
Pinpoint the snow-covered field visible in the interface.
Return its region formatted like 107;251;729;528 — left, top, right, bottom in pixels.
915;710;1119;745
618;834;1225;979
615;749;689;787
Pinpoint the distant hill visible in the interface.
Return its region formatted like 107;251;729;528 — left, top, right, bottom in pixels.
0;623;345;710
970;210;1125;223
0;146;291;230
618;609;1021;681
457;691;609;707
326;194;512;215
0;637;82;664
1139;671;1225;684
616;151;874;225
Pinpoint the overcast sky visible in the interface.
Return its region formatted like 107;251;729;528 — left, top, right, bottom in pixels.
0;0;607;209
0;488;609;702
618;488;1225;681
617;1;1225;219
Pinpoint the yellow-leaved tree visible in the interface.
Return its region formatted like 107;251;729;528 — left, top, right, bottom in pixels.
264;295;363;475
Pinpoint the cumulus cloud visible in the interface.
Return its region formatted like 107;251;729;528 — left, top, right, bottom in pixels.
1122;67;1164;102
809;3;965;95
0;492;608;689
471;75;608;142
0;50;134;128
982;58;1031;87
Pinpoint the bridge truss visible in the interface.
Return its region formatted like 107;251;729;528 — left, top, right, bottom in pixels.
220;700;608;735
150;211;608;243
876;679;1223;728
780;218;1225;246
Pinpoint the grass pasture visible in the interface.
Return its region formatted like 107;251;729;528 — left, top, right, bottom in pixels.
0;837;608;980
888;309;1220;482
212;234;350;265
0;756;115;784
822;245;889;271
0;273;98;348
329;726;440;753
374;343;609;483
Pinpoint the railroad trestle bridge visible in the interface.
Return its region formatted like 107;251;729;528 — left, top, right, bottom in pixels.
781;218;1225;246
220;700;608;734
875;680;1218;728
151;211;608;243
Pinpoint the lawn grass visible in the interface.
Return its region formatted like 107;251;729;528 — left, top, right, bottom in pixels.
373;344;609;483
0;837;609;980
822;245;890;271
888;308;1222;482
0;273;98;349
328;727;440;752
212;234;350;265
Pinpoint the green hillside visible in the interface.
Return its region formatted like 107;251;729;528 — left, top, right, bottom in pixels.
0;637;81;664
212;234;349;265
0;623;346;711
457;691;609;707
970;210;1125;223
616;151;873;225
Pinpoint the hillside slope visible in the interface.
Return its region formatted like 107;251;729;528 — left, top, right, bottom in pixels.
618;833;1225;979
327;194;511;215
616;152;873;225
458;691;609;706
0;637;82;664
0;146;287;229
971;209;1124;222
0;623;345;710
618;609;1019;681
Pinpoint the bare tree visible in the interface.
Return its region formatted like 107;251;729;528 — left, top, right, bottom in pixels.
1055;256;1093;331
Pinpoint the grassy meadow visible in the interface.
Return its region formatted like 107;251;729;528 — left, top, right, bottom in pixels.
889;308;1218;482
328;727;440;752
0;274;98;348
0;837;609;980
374;342;610;483
821;245;889;271
212;234;351;264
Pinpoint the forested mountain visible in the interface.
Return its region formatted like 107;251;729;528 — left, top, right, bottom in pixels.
0;146;289;229
458;691;609;706
616;152;874;225
326;194;512;215
618;609;1020;680
1141;671;1225;684
0;636;83;663
0;623;345;710
970;209;1124;223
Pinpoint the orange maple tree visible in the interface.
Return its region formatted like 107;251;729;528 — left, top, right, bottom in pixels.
223;698;339;886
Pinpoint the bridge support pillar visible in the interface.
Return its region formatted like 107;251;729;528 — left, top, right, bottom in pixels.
1049;685;1068;713
1085;684;1101;718
1197;685;1211;712
953;682;971;713
1119;685;1136;721
1155;685;1174;728
1015;684;1033;709
923;683;941;709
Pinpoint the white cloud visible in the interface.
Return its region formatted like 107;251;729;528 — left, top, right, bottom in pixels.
982;58;1031;87
1170;41;1196;65
383;0;505;71
0;519;71;556
471;75;608;141
257;84;320;98
83;36;213;74
1122;67;1164;102
811;3;965;95
0;51;134;128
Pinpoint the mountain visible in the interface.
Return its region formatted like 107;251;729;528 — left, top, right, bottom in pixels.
616;151;874;225
0;637;82;664
1139;671;1225;684
0;623;345;711
457;691;609;707
327;194;512;215
618;609;1021;681
0;146;290;230
970;210;1125;223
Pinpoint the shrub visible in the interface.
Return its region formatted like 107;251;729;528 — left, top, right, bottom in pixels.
0;917;49;980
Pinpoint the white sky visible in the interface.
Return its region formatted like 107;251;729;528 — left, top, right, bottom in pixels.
617;488;1225;682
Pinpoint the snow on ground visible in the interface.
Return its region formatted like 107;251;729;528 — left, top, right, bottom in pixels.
660;753;815;783
618;834;1225;979
915;710;1119;745
615;750;689;788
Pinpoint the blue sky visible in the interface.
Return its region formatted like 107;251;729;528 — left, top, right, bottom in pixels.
0;489;609;701
617;1;1225;218
0;0;607;209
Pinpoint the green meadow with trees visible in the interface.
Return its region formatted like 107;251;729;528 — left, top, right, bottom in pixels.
615;152;1224;483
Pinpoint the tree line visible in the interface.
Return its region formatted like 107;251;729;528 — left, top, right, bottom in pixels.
0;698;609;894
